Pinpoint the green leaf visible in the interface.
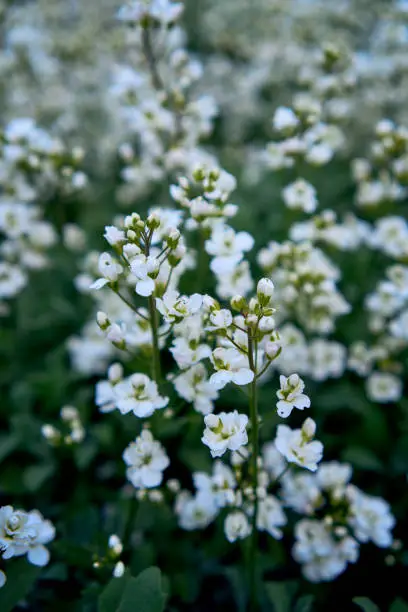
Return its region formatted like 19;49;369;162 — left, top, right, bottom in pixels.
118;567;167;612
265;581;297;612
98;571;131;612
294;595;315;612
353;597;381;612
0;434;19;462
0;558;41;612
390;599;408;612
23;463;55;492
98;567;167;612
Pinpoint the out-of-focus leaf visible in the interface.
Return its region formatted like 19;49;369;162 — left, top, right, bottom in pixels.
294;594;315;612
342;447;383;471
98;571;131;612
353;596;381;612
390;599;408;612
118;567;167;612
0;558;41;612
23;462;55;492
265;581;297;612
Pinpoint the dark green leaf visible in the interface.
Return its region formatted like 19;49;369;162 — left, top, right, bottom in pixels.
353;597;381;612
0;558;41;612
118;567;167;612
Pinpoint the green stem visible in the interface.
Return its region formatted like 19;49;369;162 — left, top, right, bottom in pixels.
197;226;207;290
148;295;161;383
247;337;259;612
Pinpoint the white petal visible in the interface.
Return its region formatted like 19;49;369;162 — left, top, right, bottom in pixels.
90;278;109;290
27;545;50;567
0;570;6;588
276;401;293;418
136;278;155;297
232;369;254;386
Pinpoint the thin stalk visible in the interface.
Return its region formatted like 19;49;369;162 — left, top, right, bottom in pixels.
148;295;161;383
142;26;164;91
247;336;259;612
113;289;149;321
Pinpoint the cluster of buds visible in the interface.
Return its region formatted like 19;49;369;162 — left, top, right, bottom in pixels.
41;406;85;446
91;211;187;299
353;119;408;208
93;534;125;578
170;166;238;228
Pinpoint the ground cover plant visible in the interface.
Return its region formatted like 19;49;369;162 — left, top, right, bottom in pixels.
1;1;408;611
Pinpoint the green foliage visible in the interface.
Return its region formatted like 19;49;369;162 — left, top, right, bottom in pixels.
98;568;168;612
0;559;41;612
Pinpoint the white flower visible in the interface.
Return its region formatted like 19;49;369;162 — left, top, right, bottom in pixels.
90;253;123;290
156;290;203;323
281;473;321;514
202;411;248;458
262;442;286;479
0;570;6;588
194;461;237;508
207;309;233;331
173;363;218;414
275;419;323;472
0;263;27;299
366;372;402;403
282;179;318;213
316;461;352;497
347;486;395;548
276;374;311;418
206;225;254;274
175;491;218;530
104;225;126;246
224;512;251;543
273;107;299;132
114;373;168;417
170;337;211;370
256;496;287;539
130;255;160;297
123;430;169;488
0;506;55;567
293;519;359;583
210;347;254;389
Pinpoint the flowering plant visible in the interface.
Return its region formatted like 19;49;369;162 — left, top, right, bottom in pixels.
0;1;407;611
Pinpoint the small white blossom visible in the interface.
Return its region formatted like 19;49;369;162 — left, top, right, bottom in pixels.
282;179;318;214
114;373;169;417
256;496;287;539
123;430;169;488
275;419;323;472
366;372;402;403
210;347;254;389
202;411;248;458
156;290;203;323
276;374;311;418
224;512;252;543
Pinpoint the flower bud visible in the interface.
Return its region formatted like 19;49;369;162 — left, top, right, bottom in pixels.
113;561;125;578
108;363;123;383
265;341;281;360
124;213;140;229
230;294;248;311
97;311;110;330
302;417;316;439
146;213;161;230
257;278;275;306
